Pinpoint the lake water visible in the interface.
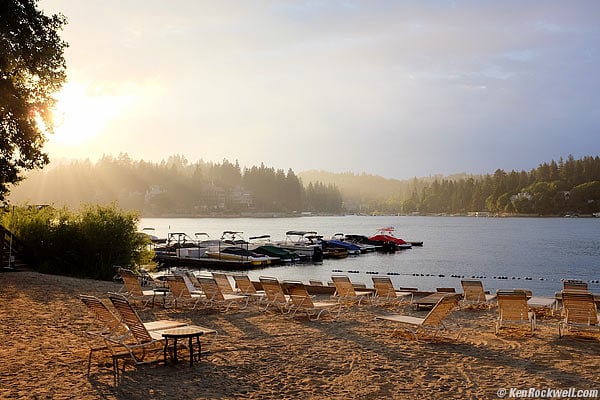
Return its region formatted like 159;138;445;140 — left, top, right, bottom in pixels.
139;215;600;296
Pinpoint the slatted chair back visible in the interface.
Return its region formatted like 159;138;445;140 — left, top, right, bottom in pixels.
233;274;258;294
198;277;225;301
259;276;288;303
422;295;459;327
109;294;154;344
185;271;202;288
331;275;358;297
372;276;397;299
212;272;235;294
497;290;530;322
461;279;487;302
283;281;315;308
563;280;589;292
562;291;599;325
166;275;192;298
80;294;122;334
119;268;145;297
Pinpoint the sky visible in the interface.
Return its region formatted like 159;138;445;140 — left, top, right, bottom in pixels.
39;0;600;180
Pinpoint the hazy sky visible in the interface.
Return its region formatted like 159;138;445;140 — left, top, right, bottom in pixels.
39;0;600;180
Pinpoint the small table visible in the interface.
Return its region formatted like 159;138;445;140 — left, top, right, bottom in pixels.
162;325;212;366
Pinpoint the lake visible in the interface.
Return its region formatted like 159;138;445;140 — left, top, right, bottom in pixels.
139;215;600;296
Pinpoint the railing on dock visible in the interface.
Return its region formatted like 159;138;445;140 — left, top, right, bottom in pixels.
1;225;25;269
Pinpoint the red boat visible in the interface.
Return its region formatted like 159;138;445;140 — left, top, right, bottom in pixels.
368;227;412;250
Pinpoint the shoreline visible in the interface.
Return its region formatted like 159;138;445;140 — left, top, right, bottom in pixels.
1;271;599;399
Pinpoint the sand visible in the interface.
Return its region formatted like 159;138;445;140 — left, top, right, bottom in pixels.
0;271;599;400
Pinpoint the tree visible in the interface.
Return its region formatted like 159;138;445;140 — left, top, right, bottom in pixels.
0;0;67;201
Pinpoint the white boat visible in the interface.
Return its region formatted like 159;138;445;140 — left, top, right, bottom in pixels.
275;231;323;262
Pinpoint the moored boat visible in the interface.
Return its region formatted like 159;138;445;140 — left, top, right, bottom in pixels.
275;231;323;262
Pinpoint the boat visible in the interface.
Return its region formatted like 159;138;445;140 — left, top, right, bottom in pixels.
205;246;272;266
205;231;274;266
275;231;323;262
322;238;361;256
139;227;166;244
331;233;378;253
248;235;302;262
368;227;413;250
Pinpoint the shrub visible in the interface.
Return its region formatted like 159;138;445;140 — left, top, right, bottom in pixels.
1;204;152;280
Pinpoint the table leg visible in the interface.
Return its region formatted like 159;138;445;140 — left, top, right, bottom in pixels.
173;337;178;362
163;337;169;364
189;336;193;366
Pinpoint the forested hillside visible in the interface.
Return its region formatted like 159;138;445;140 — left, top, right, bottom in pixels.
300;155;600;216
7;154;600;216
7;154;343;215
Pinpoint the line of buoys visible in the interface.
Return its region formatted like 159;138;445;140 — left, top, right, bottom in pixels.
328;269;594;284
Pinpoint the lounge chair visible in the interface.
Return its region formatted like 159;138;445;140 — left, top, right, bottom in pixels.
558;291;600;338
371;276;414;307
495;290;536;335
165;275;205;309
197;276;249;312
460;279;496;309
563;279;589;292
80;294;187;375
282;281;342;321
258;276;292;313
232;274;266;303
375;294;462;341
212;272;236;294
331;275;373;305
117;267;158;307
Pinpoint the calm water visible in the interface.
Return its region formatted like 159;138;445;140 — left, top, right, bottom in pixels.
140;215;600;296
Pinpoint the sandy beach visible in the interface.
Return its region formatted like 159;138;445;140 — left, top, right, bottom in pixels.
0;271;599;399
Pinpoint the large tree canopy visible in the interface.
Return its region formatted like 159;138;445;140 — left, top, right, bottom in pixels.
0;0;67;202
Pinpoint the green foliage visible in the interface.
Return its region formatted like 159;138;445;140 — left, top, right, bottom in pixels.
0;0;68;201
1;204;150;280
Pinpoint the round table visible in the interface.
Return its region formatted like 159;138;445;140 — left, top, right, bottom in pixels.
161;325;208;366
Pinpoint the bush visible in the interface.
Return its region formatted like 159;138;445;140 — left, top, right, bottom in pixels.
1;204;152;280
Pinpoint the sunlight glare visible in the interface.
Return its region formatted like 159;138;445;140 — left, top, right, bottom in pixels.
49;82;135;146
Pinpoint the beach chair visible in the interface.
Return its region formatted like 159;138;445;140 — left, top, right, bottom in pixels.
117;268;157;307
80;294;187;375
460;279;496;309
563;279;589;292
331;275;373;305
258;276;292;313
375;294;462;341
558;291;600;338
165;275;205;309
197;276;249;312
371;276;414;307
495;290;536;335
232;274;266;303
283;281;342;321
212;272;236;294
105;294;188;382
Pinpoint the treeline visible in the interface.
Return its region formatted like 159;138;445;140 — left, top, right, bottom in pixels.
8;154;343;215
355;155;600;216
8;154;600;216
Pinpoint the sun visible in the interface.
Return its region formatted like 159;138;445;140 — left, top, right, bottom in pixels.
48;81;134;146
